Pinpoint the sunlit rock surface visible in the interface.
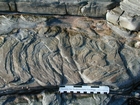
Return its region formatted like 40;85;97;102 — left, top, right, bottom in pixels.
0;0;140;105
120;0;140;16
0;15;136;90
107;0;140;31
0;14;139;104
0;0;117;17
0;91;127;105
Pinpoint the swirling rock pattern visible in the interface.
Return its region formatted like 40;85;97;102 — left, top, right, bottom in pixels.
0;15;140;95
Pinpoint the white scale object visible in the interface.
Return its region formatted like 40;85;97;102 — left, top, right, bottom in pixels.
59;85;109;94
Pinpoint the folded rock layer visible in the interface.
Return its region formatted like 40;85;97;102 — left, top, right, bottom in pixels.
0;15;139;95
0;0;140;105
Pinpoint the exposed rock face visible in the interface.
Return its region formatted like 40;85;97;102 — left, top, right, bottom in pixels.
106;0;140;31
0;14;139;104
0;0;140;105
0;92;112;105
0;0;118;17
120;0;140;16
0;14;138;92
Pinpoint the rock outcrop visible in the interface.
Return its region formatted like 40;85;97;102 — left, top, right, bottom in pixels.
0;0;140;105
0;14;139;104
0;0;118;17
106;0;140;57
106;0;140;32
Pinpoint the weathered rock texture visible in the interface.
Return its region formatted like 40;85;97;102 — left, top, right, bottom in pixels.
106;0;140;31
0;0;140;105
0;0;118;17
0;14;139;97
0;92;113;105
106;0;140;64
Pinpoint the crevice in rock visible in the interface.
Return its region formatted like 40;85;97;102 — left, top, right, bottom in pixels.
64;3;68;15
7;0;17;12
14;1;18;12
59;52;68;85
78;1;88;15
117;10;124;26
79;1;88;16
5;41;19;78
107;2;120;10
116;41;134;86
0;86;59;96
7;3;11;11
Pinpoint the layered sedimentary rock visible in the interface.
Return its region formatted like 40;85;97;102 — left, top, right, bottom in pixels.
0;0;118;17
0;92;113;105
0;14;140;96
106;0;140;60
0;0;140;105
106;0;140;32
120;0;140;16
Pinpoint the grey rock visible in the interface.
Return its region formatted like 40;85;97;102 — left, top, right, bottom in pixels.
16;2;66;15
0;91;112;105
1;90;136;105
80;1;115;17
0;15;84;89
0;12;139;105
14;0;115;3
0;15;45;34
120;44;140;84
106;6;140;31
120;0;140;16
106;7;123;25
8;1;17;11
66;3;81;15
107;96;127;105
106;0;140;32
0;2;9;11
119;12;140;31
0;15;139;94
0;1;140;105
107;22;134;39
62;94;110;105
0;0;118;17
